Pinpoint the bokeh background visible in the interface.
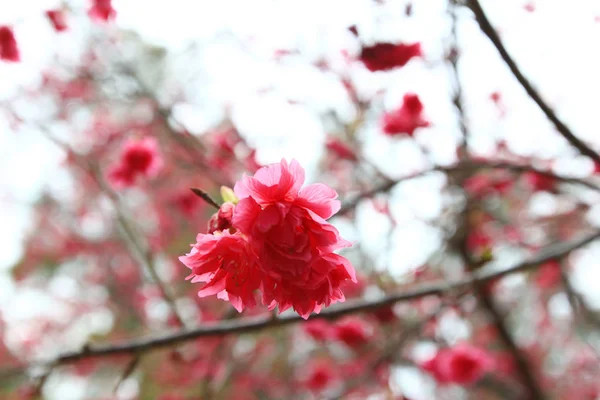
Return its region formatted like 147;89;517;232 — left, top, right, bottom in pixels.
2;0;600;399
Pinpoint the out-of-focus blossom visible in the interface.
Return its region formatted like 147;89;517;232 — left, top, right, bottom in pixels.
524;171;556;192
382;93;430;136
303;360;338;392
333;317;371;348
0;26;19;62
303;319;332;341
88;0;117;22
359;42;422;72
421;343;494;385
535;260;562;289
325;136;358;161
108;137;163;188
46;10;68;32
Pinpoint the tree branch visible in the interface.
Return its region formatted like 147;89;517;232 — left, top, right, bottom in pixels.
476;285;545;399
448;0;469;155
467;0;600;164
2;229;598;378
338;160;600;216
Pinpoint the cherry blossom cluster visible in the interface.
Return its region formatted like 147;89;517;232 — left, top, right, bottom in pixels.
180;159;356;318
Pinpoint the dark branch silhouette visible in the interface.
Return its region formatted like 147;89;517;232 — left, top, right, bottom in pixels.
467;0;600;164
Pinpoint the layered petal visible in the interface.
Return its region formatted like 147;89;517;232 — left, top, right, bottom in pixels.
261;252;356;319
234;158;304;204
179;232;261;312
296;183;341;219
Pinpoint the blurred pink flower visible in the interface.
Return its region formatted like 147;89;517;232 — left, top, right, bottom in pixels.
535;260;562;289
89;0;117;22
303;360;338;392
333;317;371;348
359;42;422;72
108;137;163;188
326;136;358;161
382;93;430;136
0;26;19;62
421;343;494;385
46;10;68;32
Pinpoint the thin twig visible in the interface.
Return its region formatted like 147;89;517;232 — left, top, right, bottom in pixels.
559;261;600;333
467;0;600;165
190;188;221;210
112;354;141;394
31;364;55;399
557;261;600;361
449;0;469;155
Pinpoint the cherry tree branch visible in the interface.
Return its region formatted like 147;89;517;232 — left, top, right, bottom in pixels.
475;285;545;399
1;228;597;380
467;0;600;165
446;9;545;393
448;0;469;155
338;160;600;216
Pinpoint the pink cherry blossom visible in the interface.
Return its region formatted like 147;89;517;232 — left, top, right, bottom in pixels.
421;343;494;385
333;317;371;348
46;10;68;32
303;360;339;392
524;171;556;192
207;202;236;234
181;159;355;318
88;0;117;23
325;136;358;161
108;137;163;188
359;42;422;72
179;231;261;313
303;319;333;341
381;93;430;136
535;260;562;289
0;26;19;62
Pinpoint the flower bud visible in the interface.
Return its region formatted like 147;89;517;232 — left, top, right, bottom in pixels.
207;202;236;234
